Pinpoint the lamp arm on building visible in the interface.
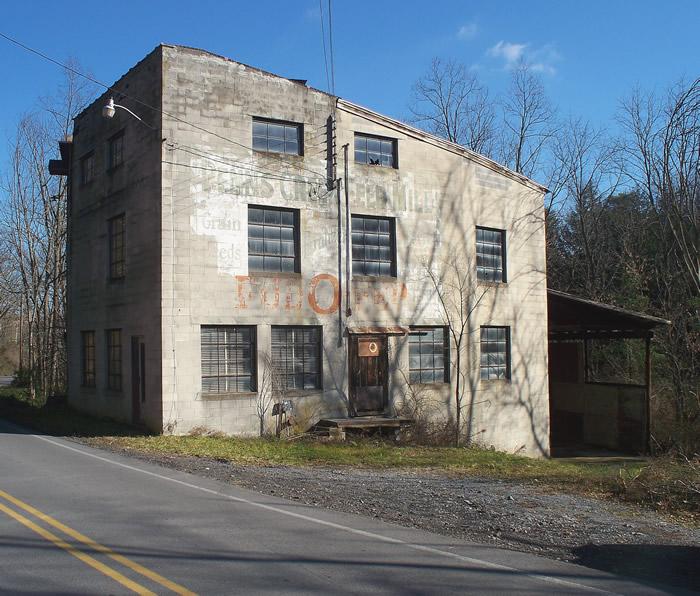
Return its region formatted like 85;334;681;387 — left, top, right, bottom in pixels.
102;97;156;130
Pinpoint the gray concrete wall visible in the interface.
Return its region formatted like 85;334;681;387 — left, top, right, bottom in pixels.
159;45;550;455
67;48;163;430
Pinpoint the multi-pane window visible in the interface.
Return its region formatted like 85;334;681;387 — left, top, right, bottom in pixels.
106;329;122;391
408;327;449;384
252;118;302;155
476;227;506;283
351;215;395;277
354;133;397;167
108;130;124;169
248;206;299;273
201;326;256;393
80;152;95;185
480;326;511;380
80;331;96;387
109;214;125;280
271;326;322;390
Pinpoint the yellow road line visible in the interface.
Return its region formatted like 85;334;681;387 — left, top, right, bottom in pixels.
0;500;155;595
0;489;196;596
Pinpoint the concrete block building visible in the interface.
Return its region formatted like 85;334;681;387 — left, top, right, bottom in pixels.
58;45;552;456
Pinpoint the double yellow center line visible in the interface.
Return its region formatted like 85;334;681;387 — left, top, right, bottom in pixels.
0;488;196;595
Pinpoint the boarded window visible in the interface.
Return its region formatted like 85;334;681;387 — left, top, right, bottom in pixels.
108;130;124;169
351;215;395;277
106;329;122;391
248;206;299;273
271;326;322;390
354;133;397;167
476;227;506;282
409;327;449;384
80;152;95;185
480;326;510;380
81;331;96;387
109;214;125;279
201;326;256;393
252;118;302;155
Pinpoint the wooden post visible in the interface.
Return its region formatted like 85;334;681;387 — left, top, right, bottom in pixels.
645;334;652;454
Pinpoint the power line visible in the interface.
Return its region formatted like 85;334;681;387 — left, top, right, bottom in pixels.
328;0;336;95
167;144;325;185
168;143;317;185
319;0;331;94
0;31;327;183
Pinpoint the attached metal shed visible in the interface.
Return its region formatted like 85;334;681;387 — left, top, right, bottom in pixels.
547;289;670;455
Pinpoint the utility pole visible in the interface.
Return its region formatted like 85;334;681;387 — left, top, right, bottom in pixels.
343;143;351;317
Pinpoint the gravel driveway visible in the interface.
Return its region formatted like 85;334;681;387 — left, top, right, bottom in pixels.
87;444;700;593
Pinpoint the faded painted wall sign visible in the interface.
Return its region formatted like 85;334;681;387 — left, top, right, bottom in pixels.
233;273;408;314
190;195;248;276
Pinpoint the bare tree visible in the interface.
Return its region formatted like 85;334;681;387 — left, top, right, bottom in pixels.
409;58;496;156
255;352;283;437
620;80;700;449
499;62;557;178
547;117;625;300
426;255;490;447
0;65;94;399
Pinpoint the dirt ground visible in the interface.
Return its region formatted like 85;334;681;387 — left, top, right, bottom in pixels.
86;443;700;593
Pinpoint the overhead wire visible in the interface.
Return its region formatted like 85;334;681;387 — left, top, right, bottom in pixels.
327;0;336;95
0;31;328;183
319;0;331;94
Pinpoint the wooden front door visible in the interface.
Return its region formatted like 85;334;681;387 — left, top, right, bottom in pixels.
349;335;388;415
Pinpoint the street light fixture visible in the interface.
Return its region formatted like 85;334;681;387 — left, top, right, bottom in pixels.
102;97;155;129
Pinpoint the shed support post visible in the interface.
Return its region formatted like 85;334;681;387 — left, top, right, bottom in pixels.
645;334;652;455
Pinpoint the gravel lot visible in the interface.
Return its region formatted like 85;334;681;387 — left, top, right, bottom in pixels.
88;443;700;592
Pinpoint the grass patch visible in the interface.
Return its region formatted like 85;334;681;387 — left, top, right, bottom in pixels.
0;390;697;520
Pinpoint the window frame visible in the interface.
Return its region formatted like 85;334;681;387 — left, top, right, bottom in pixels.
354;132;398;168
351;214;397;278
252;117;304;156
480;326;511;381
80;330;96;388
271;325;323;391
106;329;122;391
408;326;450;385
107;129;125;170
476;226;507;283
108;214;126;280
80;151;95;186
200;325;257;395
247;205;301;274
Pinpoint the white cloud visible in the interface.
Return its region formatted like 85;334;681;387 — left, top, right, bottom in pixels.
487;40;561;75
457;22;478;40
488;41;528;65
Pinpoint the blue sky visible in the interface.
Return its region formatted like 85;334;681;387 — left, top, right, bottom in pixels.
1;0;698;166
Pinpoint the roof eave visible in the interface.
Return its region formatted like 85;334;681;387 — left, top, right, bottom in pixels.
337;99;548;195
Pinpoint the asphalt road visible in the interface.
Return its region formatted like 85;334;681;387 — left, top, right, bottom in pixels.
0;420;691;595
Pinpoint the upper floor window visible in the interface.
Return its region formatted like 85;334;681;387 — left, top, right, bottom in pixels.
408;327;449;384
108;130;124;169
106;329;122;391
271;326;322;390
109;214;125;280
248;206;299;273
480;326;511;380
252;118;302;155
81;331;96;387
201;326;256;394
80;152;95;185
476;227;506;283
351;215;396;277
354;133;397;168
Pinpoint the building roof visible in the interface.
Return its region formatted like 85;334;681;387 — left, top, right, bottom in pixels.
547;289;670;340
